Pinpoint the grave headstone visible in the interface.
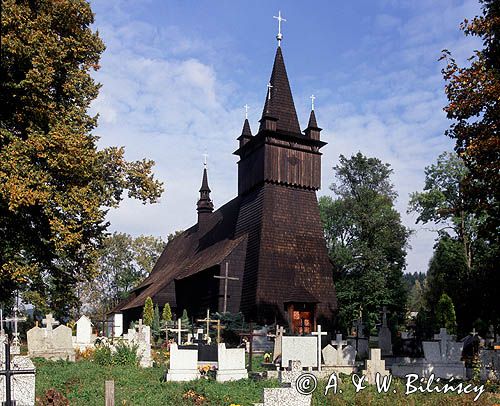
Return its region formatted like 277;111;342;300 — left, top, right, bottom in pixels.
391;328;466;379
76;315;93;346
165;343;200;381
281;336;317;369
272;326;285;362
322;333;356;374
254;361;312;406
378;306;392;356
27;316;75;362
216;343;248;382
362;348;389;384
132;320;152;368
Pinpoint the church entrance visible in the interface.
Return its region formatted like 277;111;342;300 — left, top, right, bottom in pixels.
286;303;316;335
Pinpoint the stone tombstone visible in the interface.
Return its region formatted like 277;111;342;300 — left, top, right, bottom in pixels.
0;354;36;406
216;343;248;382
392;328;466;379
166;343;200;382
255;361;312;406
272;326;285;361
198;344;218;363
281;336;317;369
378;307;392;356
480;349;500;381
76;315;92;345
252;326;273;353
27;322;75;362
322;333;356;374
362;348;389;385
133;322;152;368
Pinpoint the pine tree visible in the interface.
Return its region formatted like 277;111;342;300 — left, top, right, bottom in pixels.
143;297;154;326
180;309;190;329
162;303;172;323
435;293;457;335
152;304;161;339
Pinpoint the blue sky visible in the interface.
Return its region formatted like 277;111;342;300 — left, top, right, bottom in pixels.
89;0;482;274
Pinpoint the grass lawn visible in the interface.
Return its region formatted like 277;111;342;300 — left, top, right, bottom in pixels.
34;359;500;405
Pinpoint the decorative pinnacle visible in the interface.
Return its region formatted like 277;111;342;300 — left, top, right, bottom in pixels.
244;104;249;119
310;94;316;111
273;11;287;47
267;82;273;101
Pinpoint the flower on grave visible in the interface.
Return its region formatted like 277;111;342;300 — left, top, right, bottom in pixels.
182;390;206;404
229;404;241;406
264;353;272;363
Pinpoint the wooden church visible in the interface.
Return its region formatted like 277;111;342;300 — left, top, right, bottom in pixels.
113;36;338;333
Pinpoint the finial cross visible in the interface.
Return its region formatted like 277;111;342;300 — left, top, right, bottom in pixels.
273;11;287;46
202;151;208;167
244;104;249;119
267;83;273;101
310;94;316;111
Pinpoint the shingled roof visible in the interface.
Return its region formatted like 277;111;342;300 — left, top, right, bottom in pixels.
259;47;301;135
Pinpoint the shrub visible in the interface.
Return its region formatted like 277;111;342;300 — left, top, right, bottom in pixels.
93;344;112;366
143;296;154;326
113;341;139;366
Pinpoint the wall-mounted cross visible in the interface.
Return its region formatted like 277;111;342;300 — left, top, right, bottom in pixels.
214;262;239;313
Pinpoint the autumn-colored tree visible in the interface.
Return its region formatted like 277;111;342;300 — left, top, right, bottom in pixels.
0;0;163;315
440;0;500;242
143;297;154;327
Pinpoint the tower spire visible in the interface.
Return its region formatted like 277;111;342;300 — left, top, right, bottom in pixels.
259;46;301;134
197;160;214;228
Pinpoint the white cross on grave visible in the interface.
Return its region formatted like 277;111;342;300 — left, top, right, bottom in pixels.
42;313;59;333
331;333;347;365
434;328;454;359
168;318;188;344
312;325;327;371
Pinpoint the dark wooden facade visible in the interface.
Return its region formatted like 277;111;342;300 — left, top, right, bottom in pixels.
113;45;337;332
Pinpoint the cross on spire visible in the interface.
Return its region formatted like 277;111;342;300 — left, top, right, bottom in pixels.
310;94;315;111
244;104;249;119
273;11;287;47
267;82;273;101
203;151;208;168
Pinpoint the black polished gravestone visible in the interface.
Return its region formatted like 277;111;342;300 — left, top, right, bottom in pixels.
178;343;218;363
198;344;218;363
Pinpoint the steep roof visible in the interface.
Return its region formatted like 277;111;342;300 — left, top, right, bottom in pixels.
259;47;301;135
114;197;246;311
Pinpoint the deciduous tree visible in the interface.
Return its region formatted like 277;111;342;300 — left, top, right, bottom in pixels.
0;0;163;315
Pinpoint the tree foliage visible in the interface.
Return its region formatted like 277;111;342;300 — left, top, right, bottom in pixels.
435;293;457;335
440;0;500;242
319;152;411;333
78;232;165;316
0;0;163;314
408;152;475;266
143;297;154;327
162;303;172;323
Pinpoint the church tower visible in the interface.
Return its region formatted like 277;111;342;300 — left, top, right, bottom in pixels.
232;26;336;331
113;13;337;333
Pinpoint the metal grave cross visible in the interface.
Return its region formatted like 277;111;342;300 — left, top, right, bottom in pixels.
41;313;59;333
196;309;212;339
6;307;27;351
0;308;5;335
168;318;188;344
238;323;266;372
213;262;239;313
210;319;225;344
0;343;36;406
312;325;328;371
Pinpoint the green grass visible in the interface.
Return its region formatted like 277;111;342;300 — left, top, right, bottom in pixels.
34;359;500;406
